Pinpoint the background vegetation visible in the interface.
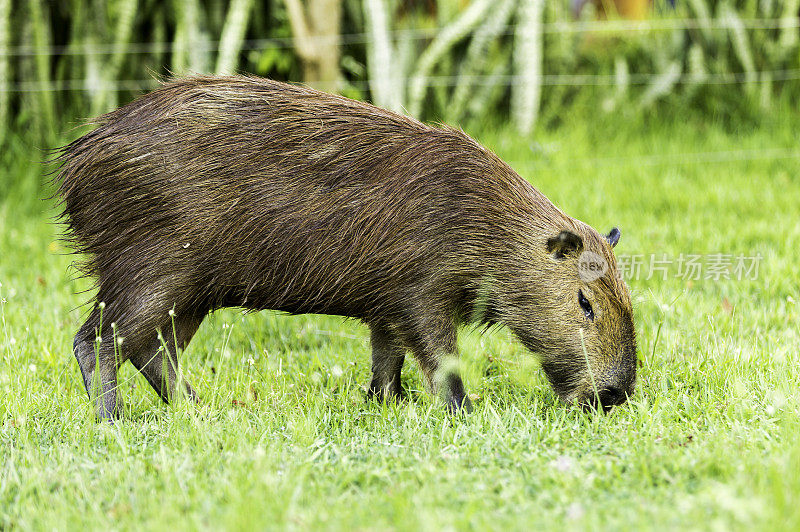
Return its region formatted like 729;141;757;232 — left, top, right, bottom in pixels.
1;0;799;530
1;0;800;156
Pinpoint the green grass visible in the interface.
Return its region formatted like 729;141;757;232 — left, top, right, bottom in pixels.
2;111;799;530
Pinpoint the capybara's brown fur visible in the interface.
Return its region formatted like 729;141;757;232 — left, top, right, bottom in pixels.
56;75;636;419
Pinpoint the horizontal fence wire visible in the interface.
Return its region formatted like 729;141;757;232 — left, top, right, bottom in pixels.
510;147;800;169
2;17;799;57
4;69;800;93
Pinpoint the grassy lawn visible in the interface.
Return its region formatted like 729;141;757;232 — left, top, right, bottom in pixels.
1;112;799;530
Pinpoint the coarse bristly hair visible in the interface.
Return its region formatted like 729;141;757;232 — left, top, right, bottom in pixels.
55;74;636;418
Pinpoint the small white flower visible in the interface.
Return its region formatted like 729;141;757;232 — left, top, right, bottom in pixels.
95;336;102;343
98;302;106;309
331;365;343;378
28;364;36;372
566;502;584;520
550;455;576;473
111;322;117;330
117;337;125;346
168;309;176;317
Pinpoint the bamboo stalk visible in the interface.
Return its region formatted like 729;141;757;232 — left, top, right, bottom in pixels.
184;0;205;72
407;0;494;117
363;0;401;110
511;0;544;135
467;52;510;121
0;0;9;145
172;0;207;73
721;4;756;91
171;0;189;73
90;0;138;116
448;0;515;123
28;0;56;143
638;61;681;108
215;0;254;74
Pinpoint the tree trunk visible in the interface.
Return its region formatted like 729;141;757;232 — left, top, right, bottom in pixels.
284;0;341;92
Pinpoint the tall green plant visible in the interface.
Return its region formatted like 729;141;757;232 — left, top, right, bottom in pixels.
446;0;516;123
90;0;138;116
362;0;401;110
511;0;544;135
215;0;254;74
172;0;208;74
0;0;9;146
406;0;494;116
27;0;56;143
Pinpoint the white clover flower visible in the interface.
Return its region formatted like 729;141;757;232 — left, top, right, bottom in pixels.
550;455;576;473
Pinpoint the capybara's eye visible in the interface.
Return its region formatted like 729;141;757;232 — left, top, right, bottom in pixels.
578;290;594;321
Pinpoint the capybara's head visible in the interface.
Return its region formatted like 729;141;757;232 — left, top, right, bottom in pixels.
501;224;636;411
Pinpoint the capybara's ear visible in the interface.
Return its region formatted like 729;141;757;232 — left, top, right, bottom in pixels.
547;231;583;259
606;227;621;248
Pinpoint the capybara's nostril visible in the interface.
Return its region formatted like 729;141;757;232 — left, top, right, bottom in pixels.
598;386;627;410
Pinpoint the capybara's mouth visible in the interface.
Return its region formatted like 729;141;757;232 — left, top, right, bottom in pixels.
575;386;630;413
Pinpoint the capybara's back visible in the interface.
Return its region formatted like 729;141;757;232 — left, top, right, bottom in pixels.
58;75;636;420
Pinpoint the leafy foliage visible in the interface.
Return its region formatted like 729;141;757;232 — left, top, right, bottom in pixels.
1;0;799;193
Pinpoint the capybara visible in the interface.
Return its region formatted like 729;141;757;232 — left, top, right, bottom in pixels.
55;75;636;420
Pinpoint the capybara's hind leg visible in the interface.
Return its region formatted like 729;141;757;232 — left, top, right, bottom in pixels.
129;313;204;404
367;322;406;400
73;306;122;420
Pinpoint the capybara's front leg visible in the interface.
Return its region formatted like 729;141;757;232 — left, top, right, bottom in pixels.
401;315;473;415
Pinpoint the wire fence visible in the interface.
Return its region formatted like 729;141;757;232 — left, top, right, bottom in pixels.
5;68;799;94
511;147;800;169
3;17;799;57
